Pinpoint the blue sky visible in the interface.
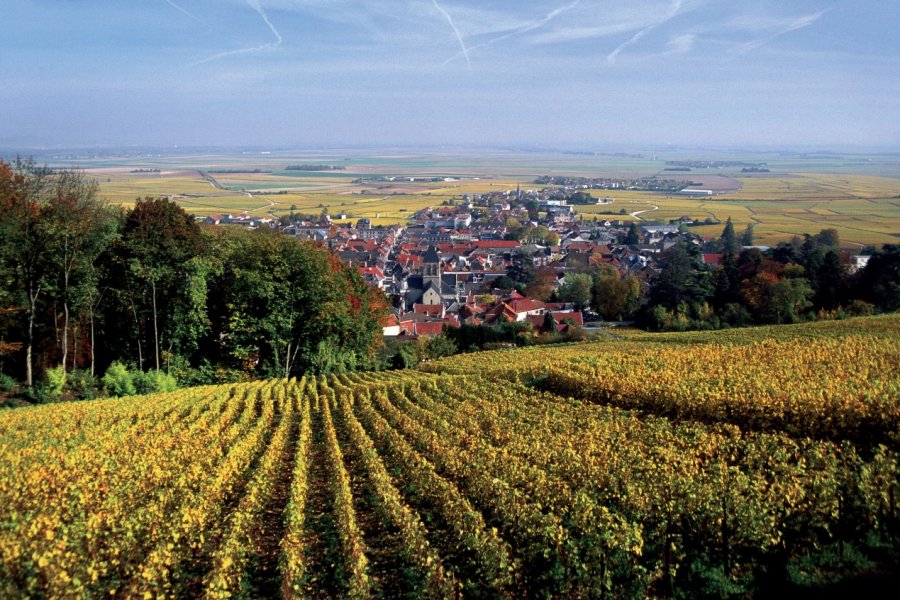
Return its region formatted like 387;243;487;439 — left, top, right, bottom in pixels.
3;0;898;149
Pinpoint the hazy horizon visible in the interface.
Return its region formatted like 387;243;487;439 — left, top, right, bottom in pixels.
4;1;899;150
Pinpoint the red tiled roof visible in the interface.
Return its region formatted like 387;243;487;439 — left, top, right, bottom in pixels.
566;241;597;253
505;298;545;313
413;304;444;317
474;240;520;249
414;321;445;336
525;311;584;332
359;266;385;279
552;311;584;326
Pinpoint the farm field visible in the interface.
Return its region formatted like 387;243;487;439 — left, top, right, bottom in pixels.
62;148;900;246
1;315;898;597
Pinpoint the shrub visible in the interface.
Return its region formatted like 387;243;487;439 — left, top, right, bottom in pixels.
425;335;458;360
846;299;875;317
102;362;136;397
0;373;17;393
132;370;178;394
68;370;99;400
44;366;67;400
390;344;418;370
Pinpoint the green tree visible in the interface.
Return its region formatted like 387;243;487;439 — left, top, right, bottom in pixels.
768;277;813;323
542;311;559;334
720;217;739;254
122;198;206;371
558;273;592;311
625;221;640;245
857;244;900;312
216;229;387;377
814;250;844;310
712;251;741;308
425;334;457;360
650;240;713;310
740;223;754;246
815;228;840;250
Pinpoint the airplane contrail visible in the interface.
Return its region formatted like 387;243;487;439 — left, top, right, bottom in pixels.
187;0;282;67
444;0;581;65
248;0;283;45
731;9;828;54
163;0;204;24
432;0;471;69
607;0;681;64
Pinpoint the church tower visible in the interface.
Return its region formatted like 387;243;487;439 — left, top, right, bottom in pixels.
421;245;443;305
422;245;442;288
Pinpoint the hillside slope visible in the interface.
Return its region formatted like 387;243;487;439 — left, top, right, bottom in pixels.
1;316;898;597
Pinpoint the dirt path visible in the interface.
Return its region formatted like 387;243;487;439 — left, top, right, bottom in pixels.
352;398;500;596
297;401;341;598
630;203;659;221
332;400;419;598
245;409;301;597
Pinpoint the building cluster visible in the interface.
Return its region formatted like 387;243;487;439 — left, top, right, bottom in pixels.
250;189;712;339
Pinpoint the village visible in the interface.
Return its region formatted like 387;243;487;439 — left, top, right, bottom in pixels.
200;182;728;340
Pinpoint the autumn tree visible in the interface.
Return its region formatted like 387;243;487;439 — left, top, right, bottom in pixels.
0;158;53;386
524;266;557;302
43;169;118;372
592;264;641;321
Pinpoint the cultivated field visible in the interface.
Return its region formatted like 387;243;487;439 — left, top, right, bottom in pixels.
33;149;900;246
1;315;898;597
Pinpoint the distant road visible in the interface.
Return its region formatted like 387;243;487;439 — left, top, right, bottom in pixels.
198;170;275;215
630;204;659;221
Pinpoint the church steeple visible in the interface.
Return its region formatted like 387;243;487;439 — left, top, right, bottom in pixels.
422;245;442;289
516;182;521;202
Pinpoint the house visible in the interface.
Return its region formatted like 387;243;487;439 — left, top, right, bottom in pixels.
703;253;724;267
525;310;584;333
382;314;401;337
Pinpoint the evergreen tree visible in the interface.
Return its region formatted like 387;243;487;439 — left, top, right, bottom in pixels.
542;311;559;334
650;240;714;310
814;250;844;310
720;217;739;254
857;244;900;312
713;250;741;307
740;223;755;246
625;221;640;245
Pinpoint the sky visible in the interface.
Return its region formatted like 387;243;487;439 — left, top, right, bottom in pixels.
2;0;899;150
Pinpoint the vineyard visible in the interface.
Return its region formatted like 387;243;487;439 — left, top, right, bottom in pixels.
1;317;899;597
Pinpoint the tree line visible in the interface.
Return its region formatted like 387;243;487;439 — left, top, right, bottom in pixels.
0;158;387;399
497;218;899;331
